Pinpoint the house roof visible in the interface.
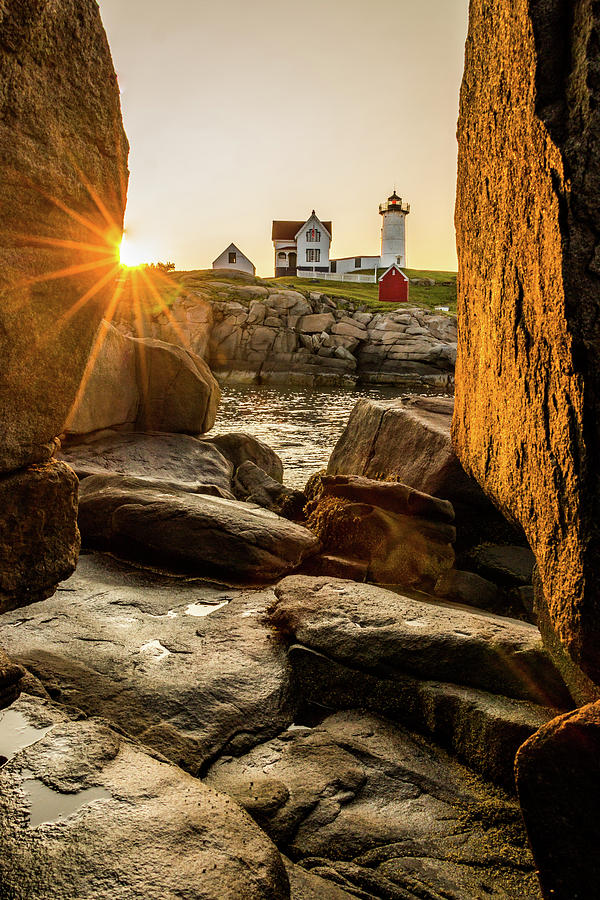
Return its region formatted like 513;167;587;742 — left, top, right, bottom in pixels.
272;219;333;241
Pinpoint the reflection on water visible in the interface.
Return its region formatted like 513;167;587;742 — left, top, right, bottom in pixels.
0;709;53;767
212;383;442;489
23;776;111;828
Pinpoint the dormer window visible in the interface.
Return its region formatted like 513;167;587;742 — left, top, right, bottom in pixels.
306;228;320;242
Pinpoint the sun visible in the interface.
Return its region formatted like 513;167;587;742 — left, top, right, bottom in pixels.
119;235;152;268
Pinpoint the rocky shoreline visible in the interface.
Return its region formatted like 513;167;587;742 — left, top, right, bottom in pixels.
2;0;599;897
115;272;457;390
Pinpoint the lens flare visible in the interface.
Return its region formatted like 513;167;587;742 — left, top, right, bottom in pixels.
119;235;151;268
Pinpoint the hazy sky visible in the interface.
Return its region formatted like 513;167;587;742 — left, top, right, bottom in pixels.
98;0;469;275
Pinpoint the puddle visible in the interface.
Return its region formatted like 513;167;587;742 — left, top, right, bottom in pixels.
185;599;229;617
23;777;111;828
139;640;171;660
149;609;178;620
0;709;54;767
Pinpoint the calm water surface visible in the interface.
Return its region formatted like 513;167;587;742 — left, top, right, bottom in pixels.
213;383;447;489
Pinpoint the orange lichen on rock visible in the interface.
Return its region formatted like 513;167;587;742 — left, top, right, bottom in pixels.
453;0;600;691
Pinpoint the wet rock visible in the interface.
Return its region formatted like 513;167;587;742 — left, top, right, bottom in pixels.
60;431;235;498
454;0;600;686
516;701;600;900
0;553;295;774
0;0;129;473
288;645;557;790
206;710;540;898
268;576;570;707
305;475;455;590
0;649;24;711
78;475;319;582
234;461;307;520
204;432;284;482
0;695;289;899
0;461;80;613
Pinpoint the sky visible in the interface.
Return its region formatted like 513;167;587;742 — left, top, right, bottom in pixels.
98;0;469;276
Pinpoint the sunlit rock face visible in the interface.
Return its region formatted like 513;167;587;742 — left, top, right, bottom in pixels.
0;0;129;473
454;0;600;692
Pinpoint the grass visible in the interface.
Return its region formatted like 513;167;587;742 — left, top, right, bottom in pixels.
122;267;457;317
266;267;457;314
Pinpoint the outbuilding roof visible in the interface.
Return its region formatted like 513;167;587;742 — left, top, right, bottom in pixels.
378;263;409;282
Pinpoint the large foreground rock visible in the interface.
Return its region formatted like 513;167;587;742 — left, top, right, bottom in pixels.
0;695;288;899
286;645;557;791
66;325;220;437
516;701;600;900
207;710;540;898
133;336;220;434
454;1;600;687
65;321;139;435
78;475;319;581
0;461;80;613
60;431;236;497
0;553;295;773
305;475;456;589
0;0;128;473
269;576;569;708
327;397;517;548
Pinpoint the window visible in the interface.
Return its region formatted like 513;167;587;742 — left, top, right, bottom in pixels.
277;251;287;260
306;228;321;242
228;252;237;264
355;257;361;269
306;249;321;263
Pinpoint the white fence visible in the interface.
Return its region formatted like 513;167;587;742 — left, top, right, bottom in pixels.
296;269;377;284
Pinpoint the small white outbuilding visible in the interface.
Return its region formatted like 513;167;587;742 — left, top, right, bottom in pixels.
212;243;256;276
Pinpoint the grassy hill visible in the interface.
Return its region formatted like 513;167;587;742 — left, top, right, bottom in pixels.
267;268;457;314
121;267;457;317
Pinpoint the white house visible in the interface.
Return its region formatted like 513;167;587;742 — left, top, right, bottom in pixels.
212;243;255;276
272;211;332;277
272;193;410;278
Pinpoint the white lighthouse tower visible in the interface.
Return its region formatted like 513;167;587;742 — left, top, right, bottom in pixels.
379;190;410;268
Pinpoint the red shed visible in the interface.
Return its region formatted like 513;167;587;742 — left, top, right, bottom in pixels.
378;263;409;302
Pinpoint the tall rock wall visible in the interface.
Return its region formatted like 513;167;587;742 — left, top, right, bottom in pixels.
0;0;129;472
453;0;600;690
0;0;129;608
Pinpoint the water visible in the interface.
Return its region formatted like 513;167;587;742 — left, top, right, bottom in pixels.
212;383;434;489
23;776;111;828
0;708;53;767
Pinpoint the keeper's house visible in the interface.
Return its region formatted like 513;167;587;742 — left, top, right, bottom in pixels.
272;211;332;277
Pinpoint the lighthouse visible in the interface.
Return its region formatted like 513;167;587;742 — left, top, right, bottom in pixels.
379;190;410;269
